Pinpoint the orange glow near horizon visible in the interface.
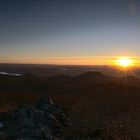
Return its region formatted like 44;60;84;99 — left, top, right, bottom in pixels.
0;56;139;66
111;57;138;77
115;57;134;68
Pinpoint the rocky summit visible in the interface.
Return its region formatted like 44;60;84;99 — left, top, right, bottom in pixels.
0;97;69;140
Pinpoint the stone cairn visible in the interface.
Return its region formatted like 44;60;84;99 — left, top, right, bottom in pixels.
0;97;70;140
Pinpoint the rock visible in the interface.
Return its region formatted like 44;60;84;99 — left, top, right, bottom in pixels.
0;97;70;140
0;122;3;128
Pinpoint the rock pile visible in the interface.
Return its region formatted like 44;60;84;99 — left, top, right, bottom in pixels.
0;97;69;140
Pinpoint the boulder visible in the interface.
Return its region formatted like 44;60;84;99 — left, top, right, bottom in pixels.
0;97;69;140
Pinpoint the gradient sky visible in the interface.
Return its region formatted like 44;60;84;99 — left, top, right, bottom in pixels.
1;0;140;65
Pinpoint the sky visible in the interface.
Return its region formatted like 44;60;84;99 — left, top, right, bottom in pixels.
0;0;140;65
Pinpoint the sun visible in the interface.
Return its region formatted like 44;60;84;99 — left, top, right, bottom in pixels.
112;57;137;76
115;57;134;68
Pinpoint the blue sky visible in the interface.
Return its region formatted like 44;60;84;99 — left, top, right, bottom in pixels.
1;0;140;64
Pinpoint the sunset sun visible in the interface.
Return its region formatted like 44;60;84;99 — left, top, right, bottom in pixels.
115;57;134;68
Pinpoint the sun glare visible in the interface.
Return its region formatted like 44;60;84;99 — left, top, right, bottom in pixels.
115;57;134;68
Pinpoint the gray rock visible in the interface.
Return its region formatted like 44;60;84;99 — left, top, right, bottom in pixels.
0;122;3;128
0;97;69;140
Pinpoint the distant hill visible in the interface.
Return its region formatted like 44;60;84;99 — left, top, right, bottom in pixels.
77;71;107;78
0;71;140;94
76;71;114;83
120;76;140;87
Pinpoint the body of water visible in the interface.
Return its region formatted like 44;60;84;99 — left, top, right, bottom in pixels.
0;72;21;76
